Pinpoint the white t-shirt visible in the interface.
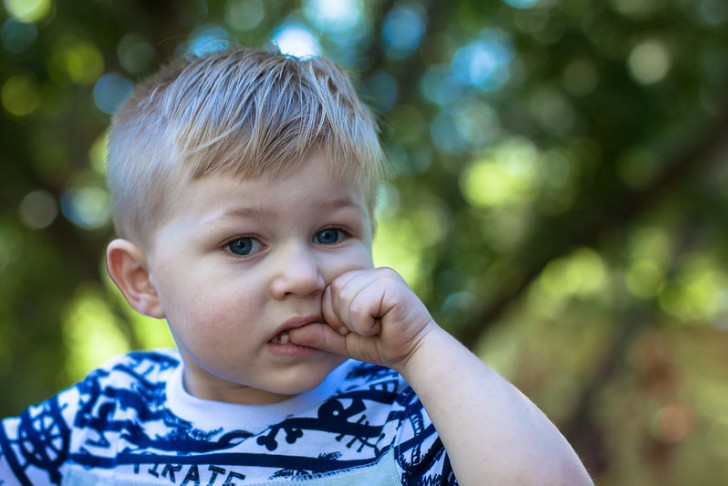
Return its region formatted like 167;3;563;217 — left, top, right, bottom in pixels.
0;350;456;485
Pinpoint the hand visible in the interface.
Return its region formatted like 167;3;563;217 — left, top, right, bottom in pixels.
288;267;436;372
292;269;593;485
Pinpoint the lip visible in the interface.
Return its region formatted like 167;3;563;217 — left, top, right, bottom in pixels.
267;315;323;359
269;314;323;342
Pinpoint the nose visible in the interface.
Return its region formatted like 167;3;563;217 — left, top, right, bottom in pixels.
270;242;326;299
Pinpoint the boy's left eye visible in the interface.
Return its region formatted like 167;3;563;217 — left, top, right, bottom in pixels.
314;228;345;245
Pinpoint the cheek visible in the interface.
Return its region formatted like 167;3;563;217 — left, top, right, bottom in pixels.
355;241;375;267
324;246;373;280
154;259;229;314
168;301;249;359
161;283;239;335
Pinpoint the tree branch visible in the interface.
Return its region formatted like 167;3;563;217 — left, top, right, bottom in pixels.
460;95;728;349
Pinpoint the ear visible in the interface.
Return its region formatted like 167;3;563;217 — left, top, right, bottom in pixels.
106;238;165;319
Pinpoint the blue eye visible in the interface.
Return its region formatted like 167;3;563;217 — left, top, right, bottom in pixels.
227;238;262;256
314;228;345;245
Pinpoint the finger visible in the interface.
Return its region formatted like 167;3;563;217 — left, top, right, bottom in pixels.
344;280;385;337
287;323;348;356
327;270;382;332
321;286;350;336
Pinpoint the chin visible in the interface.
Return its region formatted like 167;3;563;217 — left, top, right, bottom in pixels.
274;358;344;394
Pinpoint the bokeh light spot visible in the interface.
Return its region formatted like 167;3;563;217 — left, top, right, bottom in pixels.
502;0;539;8
563;59;598;96
430;112;467;154
628;39;671;84
3;0;52;23
305;0;362;33
118;33;156;74
628;225;671;265
1;74;40;117
626;259;665;299
51;40;104;86
381;2;426;60
453;100;500;147
188;25;232;56
225;0;265;31
64;287;130;380
618;147;661;189
610;0;658;19
452;30;513;92
19;190;58;230
658;255;727;322
461;138;539;207
89;131;109;175
272;23;321;58
528;88;575;135
651;403;696;444
93;73;133;115
420;66;463;106
1;19;37;54
697;0;728;26
61;186;112;230
539;248;607;298
364;71;398;112
373;215;426;289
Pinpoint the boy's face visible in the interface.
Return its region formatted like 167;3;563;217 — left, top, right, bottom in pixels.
144;153;374;405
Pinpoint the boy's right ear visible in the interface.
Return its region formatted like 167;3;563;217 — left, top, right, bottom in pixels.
106;239;165;319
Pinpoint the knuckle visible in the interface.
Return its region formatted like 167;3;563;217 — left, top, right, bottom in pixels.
348;302;369;322
329;278;348;296
378;267;402;283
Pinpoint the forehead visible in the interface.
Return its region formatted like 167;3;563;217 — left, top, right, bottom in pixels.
166;154;372;222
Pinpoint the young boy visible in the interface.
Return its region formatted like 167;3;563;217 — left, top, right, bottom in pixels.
0;47;591;485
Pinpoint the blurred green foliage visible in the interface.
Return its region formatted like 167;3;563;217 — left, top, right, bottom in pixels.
1;0;728;483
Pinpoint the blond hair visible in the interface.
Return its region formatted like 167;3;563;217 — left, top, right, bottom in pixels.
107;46;386;247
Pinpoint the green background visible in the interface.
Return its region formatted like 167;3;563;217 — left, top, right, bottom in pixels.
1;0;727;484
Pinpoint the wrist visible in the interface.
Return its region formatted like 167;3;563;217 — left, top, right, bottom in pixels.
392;322;451;381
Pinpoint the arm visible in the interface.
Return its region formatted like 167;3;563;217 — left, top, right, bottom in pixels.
400;325;592;485
289;267;592;485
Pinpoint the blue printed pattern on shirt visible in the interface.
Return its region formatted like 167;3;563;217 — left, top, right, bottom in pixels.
0;351;456;485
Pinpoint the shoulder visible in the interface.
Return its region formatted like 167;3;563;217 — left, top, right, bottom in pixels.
0;350;182;484
3;349;181;419
88;348;182;377
12;348;182;424
62;349;181;412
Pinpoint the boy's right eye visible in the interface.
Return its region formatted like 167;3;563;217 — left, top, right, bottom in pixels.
226;237;263;257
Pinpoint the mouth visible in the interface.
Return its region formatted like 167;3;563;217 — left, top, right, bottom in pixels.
267;318;322;359
270;330;291;344
269;315;321;345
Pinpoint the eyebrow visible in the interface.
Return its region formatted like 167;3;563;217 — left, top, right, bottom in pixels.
219;206;276;220
218;197;366;221
322;196;366;213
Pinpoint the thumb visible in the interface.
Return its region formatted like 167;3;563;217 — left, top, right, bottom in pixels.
288;323;349;356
